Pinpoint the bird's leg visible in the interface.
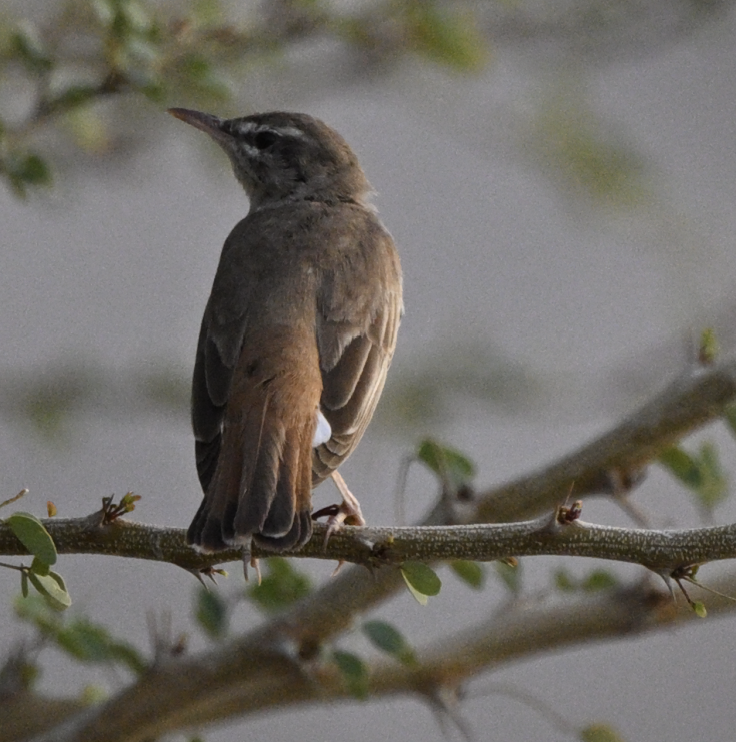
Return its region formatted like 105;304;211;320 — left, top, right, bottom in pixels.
320;470;365;544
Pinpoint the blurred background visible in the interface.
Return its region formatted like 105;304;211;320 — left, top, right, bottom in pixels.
2;0;736;739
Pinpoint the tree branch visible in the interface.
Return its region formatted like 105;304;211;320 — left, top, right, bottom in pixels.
4;359;736;742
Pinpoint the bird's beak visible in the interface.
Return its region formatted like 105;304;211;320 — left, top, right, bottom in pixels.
168;108;233;147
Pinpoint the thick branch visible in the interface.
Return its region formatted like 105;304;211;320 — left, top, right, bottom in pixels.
3;516;736;575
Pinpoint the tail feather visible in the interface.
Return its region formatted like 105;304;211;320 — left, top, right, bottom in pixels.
188;327;320;553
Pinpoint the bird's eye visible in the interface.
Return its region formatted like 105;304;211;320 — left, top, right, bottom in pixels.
253;130;279;150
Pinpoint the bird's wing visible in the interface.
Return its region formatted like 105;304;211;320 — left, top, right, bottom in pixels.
313;224;403;484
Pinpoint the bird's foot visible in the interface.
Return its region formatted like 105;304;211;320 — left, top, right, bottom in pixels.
312;470;365;547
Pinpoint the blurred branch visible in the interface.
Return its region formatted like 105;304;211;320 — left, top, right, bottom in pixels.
10;571;736;742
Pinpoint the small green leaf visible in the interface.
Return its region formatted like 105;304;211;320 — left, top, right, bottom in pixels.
698;327;719;365
195;585;229;639
401;561;441;605
659;446;701;488
417;439;475;493
693;601;707;618
362;620;416;665
580;724;626;742
450;560;485;589
661;443;728;515
30;556;51;576
694;442;728;512
581;569;619;592
27;570;72;610
6;512;57;565
332;650;369;699
247;557;311;613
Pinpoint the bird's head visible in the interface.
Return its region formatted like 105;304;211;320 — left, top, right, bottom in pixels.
169;108;372;209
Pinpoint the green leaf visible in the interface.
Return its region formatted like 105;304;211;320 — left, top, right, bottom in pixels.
30;556;51;576
27;570;72;610
417;439;475;493
54;618;146;673
694;442;728;512
247;557;311;613
401;561;441;605
693;601;707;618
450;560;485;590
195;585;229;639
660;443;728;515
332;650;369;700
14;596;145;672
4;152;52;197
581;569;619;592
580;724;627;742
698;327;719;365
362;620;416;665
659;446;701;489
6;512;57;565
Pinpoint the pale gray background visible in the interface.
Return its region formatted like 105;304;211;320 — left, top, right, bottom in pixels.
3;4;736;740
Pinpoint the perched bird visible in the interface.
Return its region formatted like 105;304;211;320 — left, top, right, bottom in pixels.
169;107;402;553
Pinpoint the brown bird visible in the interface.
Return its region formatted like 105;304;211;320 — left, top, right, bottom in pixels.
169;107;402;553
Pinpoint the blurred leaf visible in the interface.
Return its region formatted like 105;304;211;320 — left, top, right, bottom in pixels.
659;445;701;488
195;585;229;639
724;402;736;439
698;327;719;365
554;567;577;592
405;2;486;71
580;569;619;592
695;442;728;512
332;650;369;700
56;620;146;673
580;724;627;742
362;620;416;665
49;85;101;112
659;443;728;516
401;561;441;605
15;596;145;672
3;151;52;197
6;512;57;565
450;560;485;590
247;557;311;613
494;559;522;595
417;439;475;493
533;91;647;206
10;21;53;73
